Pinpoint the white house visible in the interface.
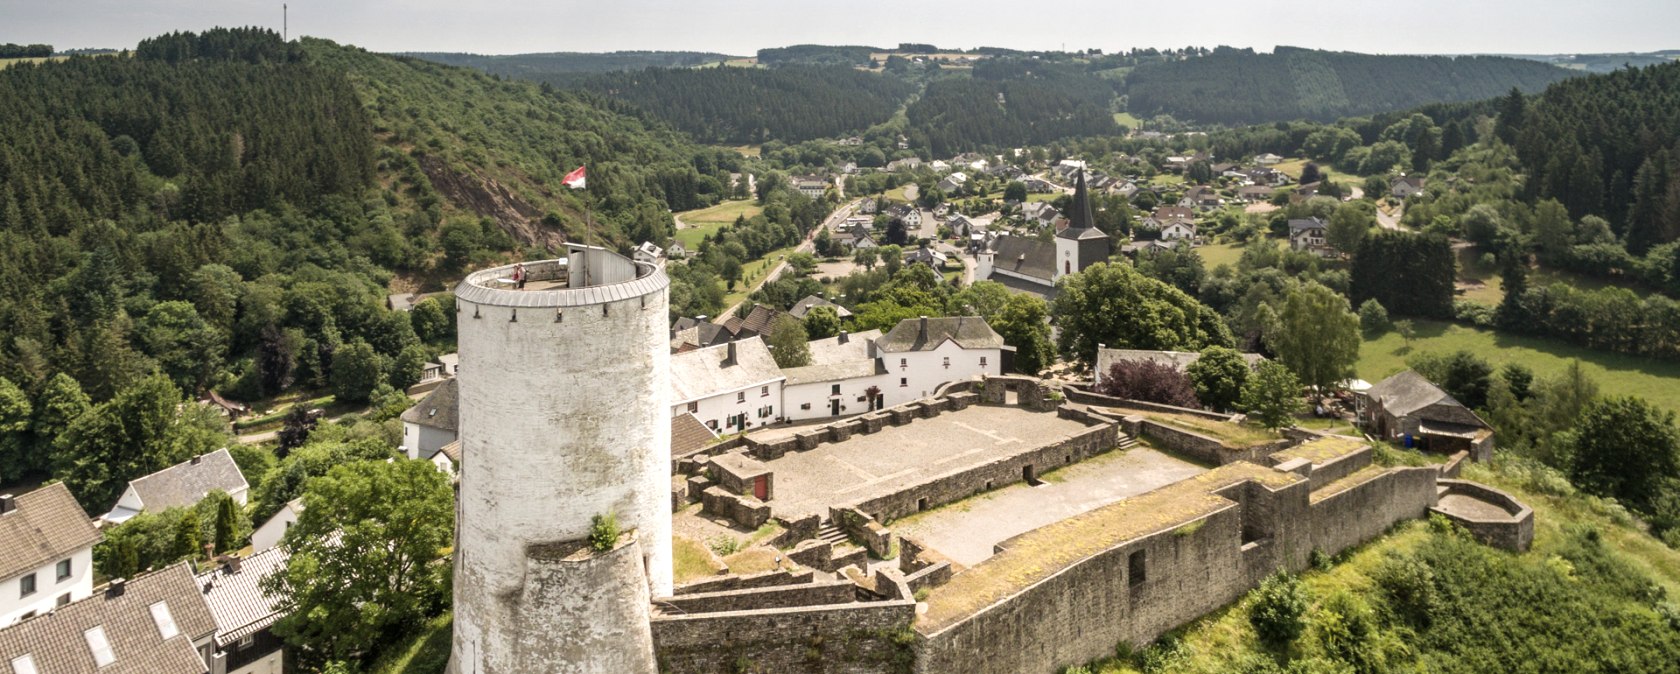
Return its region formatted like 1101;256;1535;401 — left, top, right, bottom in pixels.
633;241;664;265
250;499;304;554
104;449;249;526
0;483;100;626
781;330;889;421
0;563;218;674
885;204;922;228
1289;217;1332;256
1160;220;1198;242
937;171;968;194
794;176;829;200
670;339;786;434
874;317;1008;401
401;379;459;461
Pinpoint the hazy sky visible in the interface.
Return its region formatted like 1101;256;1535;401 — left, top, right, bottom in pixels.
4;0;1676;56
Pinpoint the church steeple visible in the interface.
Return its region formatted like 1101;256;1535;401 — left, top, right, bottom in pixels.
1057;168;1105;241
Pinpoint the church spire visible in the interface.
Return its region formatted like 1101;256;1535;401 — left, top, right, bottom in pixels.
1058;167;1103;240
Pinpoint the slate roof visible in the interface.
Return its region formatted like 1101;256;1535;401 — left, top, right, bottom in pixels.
400;379;459;432
787;295;853;320
0;564;216;674
781;330;884;386
1289;217;1327;232
0;482;100;581
669;339;784;405
195;547;289;647
1366;371;1474;420
724;305;782;339
990;236;1056;282
121;449;248;516
876;317;1004;353
1152;206;1194;221
671;413;719;458
1057;169;1107;241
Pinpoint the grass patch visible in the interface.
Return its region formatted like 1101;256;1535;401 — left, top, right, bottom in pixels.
1271;157;1366;189
1194;239;1280;269
674;200;764;249
1358;319;1680;416
367;613;451;674
721;244;799;309
673;535;725;583
722;546;783;575
1112;111;1142;128
1149;173;1184;187
1137;411;1282;448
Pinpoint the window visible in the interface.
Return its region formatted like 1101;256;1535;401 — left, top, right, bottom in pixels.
150;601;179;639
56;559;71;581
85;626;115;667
57;593;71;607
236;635;255;650
942;356;950;369
760;385;769;397
736;391;746;403
10;655;36;674
899;377;908;388
831;384;841;395
19;572;35;597
706;420;718;431
980;356;988;368
687;401;698;414
800;403;812;410
899;358;907;368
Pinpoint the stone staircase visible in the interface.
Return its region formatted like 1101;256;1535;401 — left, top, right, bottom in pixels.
1117;433;1138;451
817;522;848;546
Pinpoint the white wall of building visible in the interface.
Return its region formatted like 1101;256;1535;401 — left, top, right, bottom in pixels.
402;422;457;461
672;380;783;435
783;375;891;422
883;340;1002;402
0;547;94;627
228;649;284;674
251;502;301;553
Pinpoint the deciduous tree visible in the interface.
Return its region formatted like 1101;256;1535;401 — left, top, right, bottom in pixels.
1265;282;1360;391
1187;346;1250;412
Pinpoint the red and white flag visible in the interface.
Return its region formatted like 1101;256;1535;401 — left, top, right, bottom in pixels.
563;165;587;190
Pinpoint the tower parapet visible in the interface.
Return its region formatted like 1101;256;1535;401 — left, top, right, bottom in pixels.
450;243;669;674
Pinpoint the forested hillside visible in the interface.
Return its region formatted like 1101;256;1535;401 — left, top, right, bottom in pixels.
577;65;916;144
755;44;879;67
0;28;744;503
404;50;734;76
1125;47;1575;125
906;58;1119;155
1508;60;1680;252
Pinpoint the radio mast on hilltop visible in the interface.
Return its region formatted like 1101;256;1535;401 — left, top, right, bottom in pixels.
283;4;288;41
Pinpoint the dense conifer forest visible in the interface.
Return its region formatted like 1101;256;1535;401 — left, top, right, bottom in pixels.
403;50;735;76
1125;47;1576;125
577;65;917;144
906;59;1120;155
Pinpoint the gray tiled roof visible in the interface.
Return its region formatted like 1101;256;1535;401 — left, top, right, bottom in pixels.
400;379;459;432
0;482;100;581
1289;217;1327;232
990;236;1056;282
670;339;784;404
781;330;883;385
0;563;217;674
671;413;720;458
195;547;290;647
788;296;853;320
876;317;1004;353
1366;370;1485;428
124;449;248;516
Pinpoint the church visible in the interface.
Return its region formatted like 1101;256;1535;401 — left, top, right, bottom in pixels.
975;168;1110;296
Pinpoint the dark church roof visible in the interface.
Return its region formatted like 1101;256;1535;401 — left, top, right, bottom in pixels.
991;236;1056;281
1056;168;1106;242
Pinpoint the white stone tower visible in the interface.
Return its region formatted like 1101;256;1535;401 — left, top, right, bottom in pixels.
450;244;670;674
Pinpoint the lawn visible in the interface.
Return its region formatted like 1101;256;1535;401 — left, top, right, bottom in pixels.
721;244;799;308
1454;244;1650;307
1195;238;1280;269
673;535;725;583
1271;157;1365;189
1359;319;1680;415
1135;411;1283;448
1149;173;1184;187
1112;111;1142;128
674;200;763;249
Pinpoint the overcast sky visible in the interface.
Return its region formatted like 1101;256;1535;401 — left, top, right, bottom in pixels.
4;0;1676;56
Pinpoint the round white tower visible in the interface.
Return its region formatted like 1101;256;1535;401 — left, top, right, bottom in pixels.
450;244;670;674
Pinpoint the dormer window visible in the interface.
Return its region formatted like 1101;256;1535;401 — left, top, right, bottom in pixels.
150;601;179;639
85;626;115;667
10;655;37;674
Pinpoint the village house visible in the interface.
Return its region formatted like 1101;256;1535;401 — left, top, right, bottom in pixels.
885;203;922;228
1288;217;1332;255
987;164;1024;180
1140;205;1195;232
1179;185;1222;210
104;449;248;526
874;316;1008;401
1236;185;1275;203
886;157;921;172
1358;370;1495;460
781;329;888;421
858;197;878;214
1159;219;1198;242
1017;176;1056;193
402;379;459;462
937;171;969;193
946;214;977;237
1107;180;1140;199
904;247;949;269
1255;152;1284;165
250;499;303;554
929;160;951;173
0;564;218;674
1391;175;1427;199
787;295;853;321
0;484;100;627
723;304;786;341
670;316;733;352
666;241;688;259
632;241;664;265
670;339;786;434
1019;201;1061;228
793;175;830;200
196;548;291;674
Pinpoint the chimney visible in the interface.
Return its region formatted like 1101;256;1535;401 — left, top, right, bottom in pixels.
725;341;738;367
0;494;14;515
838;331;849;345
106;578;127;599
191;454;202;465
919;316;929;340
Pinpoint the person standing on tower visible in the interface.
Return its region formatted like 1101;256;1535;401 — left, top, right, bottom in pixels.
512;262;527;289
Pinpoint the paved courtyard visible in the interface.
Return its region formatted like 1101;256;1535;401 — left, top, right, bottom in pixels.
764;406;1092;519
892;446;1207;566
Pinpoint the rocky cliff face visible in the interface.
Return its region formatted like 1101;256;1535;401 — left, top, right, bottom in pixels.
419;154;569;248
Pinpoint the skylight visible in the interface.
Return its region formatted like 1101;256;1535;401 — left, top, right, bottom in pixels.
150;601;179;639
84;626;115;667
10;655;38;674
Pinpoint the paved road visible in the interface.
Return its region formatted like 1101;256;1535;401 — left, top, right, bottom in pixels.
718;198;860;320
1376;203;1405;231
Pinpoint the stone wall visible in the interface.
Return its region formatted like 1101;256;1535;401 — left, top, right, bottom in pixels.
1132;418;1282;466
1062;387;1237;422
675;569;815;596
701;487;771;529
832;507;894;558
1309;467;1439;558
659;581;859;615
1439;451;1469;479
651;576;916;674
852;418;1118;523
1431;480;1534;552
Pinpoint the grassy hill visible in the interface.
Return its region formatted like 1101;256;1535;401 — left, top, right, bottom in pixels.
1125;47;1576;125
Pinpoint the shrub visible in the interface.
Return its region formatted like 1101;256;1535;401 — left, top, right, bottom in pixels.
1358;299;1390;335
1249;571;1309;650
589;512;621;552
1096;360;1200;408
